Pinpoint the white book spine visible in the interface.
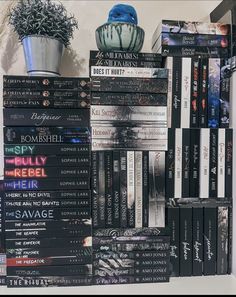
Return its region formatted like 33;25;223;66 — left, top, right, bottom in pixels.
90;66;166;78
181;58;191;128
174;128;182;198
200;128;210;198
135;151;143;228
218;128;226;198
165;57;173;128
127;151;135;227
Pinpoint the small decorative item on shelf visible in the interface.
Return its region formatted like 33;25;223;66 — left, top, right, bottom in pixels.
95;3;145;53
8;0;78;76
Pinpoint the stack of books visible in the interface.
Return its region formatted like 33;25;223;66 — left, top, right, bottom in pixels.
2;76;93;288
152;20;230;58
89;50;171;284
92;228;170;285
90;51;169;230
0;181;6;286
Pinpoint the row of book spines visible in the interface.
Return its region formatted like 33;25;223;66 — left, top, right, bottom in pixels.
166;56;230;129
167;205;232;276
92;151;165;229
166;128;232;199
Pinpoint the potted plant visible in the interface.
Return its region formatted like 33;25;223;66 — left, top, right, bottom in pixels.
8;0;78;76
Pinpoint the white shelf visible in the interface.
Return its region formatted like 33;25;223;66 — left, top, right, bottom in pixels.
0;275;236;295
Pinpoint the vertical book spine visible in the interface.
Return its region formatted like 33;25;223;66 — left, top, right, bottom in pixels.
190;57;200;128
217;206;228;275
142;151;149;227
182;129;190;198
192;207;203;276
203;207;217;276
199;128;210;198
208;58;221;128
180;207;193;277
217;129;226;198
98;151;106;228
166;129;175;199
135;151;143;228
181;58;191;128
105;151;113;227
113;151;120;227
127;151;135;228
209;129;218;198
168;207;180;277
174;129;182;198
120;151;128;228
171;57;182;128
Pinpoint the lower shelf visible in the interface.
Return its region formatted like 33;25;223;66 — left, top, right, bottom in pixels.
0;275;235;295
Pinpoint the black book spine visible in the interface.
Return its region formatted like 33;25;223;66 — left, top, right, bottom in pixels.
171;58;182;128
225;129;233;198
89;59;162;68
217;206;229;275
189;129;200;197
105;151;113;228
220;59;230;128
166;128;175;199
180;207;192;277
208;58;221;128
203;207;217;276
3;109;90;127
113;151;120;227
160;46;229;58
190;57;200;128
4;178;90;191
7;276;93;287
182;129;190;198
92;152;99;228
120;151;127;228
3;98;90;109
89;51;162;62
98;152;106;228
142;151;149;227
168;207;180;277
90;92;167;106
228;205;233;274
199;58;208;128
192;207;203;276
4;144;90;156
209;129;218;198
5;208;91;221
3;76;91;90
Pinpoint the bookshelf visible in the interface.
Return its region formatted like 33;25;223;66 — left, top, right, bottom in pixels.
0;275;235;295
1;0;236;294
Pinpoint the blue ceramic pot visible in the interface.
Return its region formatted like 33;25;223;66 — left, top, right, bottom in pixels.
95;22;144;53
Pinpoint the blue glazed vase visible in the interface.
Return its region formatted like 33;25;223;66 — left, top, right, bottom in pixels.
95;22;144;53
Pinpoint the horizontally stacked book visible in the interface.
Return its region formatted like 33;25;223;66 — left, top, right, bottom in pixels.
152;20;233;277
2;76;93;287
89;50;171;284
152;20;230;58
